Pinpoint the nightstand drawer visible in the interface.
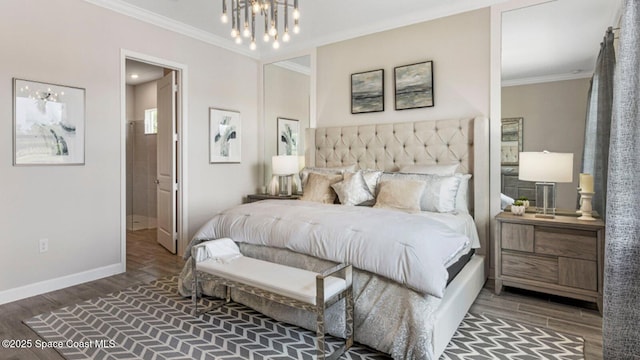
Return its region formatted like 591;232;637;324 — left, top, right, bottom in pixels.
501;223;534;252
535;227;597;260
559;257;597;291
502;253;558;283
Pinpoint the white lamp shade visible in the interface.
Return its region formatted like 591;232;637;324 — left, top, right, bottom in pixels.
272;155;299;175
519;152;573;183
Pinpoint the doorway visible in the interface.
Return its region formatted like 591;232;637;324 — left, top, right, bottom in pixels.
122;52;187;262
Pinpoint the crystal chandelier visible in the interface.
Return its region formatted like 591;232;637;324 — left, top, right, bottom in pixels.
221;0;300;50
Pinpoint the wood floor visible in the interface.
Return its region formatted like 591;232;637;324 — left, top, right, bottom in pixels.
0;230;602;360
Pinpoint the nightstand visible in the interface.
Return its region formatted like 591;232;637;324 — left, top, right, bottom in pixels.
495;212;605;313
246;194;301;203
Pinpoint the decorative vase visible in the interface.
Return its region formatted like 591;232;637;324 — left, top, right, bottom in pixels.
521;200;530;208
511;205;525;216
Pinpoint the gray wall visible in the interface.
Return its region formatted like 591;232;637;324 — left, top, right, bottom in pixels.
502;78;591;210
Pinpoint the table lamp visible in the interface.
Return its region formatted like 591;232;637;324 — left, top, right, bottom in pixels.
271;155;299;196
519;151;573;218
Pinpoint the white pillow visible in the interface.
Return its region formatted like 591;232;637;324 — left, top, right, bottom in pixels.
399;163;459;176
332;171;374;206
455;173;472;213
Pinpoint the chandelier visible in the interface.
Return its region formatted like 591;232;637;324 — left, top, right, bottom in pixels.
221;0;300;50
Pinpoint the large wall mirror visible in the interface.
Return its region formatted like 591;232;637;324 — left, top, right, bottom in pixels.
500;0;618;210
263;55;311;187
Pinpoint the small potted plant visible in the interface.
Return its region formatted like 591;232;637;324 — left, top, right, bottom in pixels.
511;200;526;216
517;196;530;208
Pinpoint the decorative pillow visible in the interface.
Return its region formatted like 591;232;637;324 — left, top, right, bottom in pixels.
378;172;461;213
421;175;461;213
455;173;473;213
300;172;343;204
300;165;357;190
399;163;459;176
359;169;383;195
373;180;425;213
331;171;374;206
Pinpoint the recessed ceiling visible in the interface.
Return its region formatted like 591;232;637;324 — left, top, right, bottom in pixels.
89;0;622;83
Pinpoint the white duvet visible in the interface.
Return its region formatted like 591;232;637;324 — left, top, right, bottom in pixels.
189;200;471;298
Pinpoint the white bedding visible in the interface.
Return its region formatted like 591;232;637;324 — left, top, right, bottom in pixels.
188;200;472;298
416;211;481;251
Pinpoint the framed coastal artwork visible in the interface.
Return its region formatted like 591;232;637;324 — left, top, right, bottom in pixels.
13;78;86;165
351;69;384;114
394;61;434;110
277;117;299;155
210;108;241;163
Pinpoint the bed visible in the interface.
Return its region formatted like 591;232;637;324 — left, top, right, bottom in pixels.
178;117;490;359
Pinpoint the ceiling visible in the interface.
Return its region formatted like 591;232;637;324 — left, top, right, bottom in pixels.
97;0;622;84
125;59;165;85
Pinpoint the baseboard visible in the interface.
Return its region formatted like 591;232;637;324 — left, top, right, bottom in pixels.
0;262;125;305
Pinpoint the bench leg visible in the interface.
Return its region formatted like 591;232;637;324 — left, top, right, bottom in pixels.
192;270;230;317
316;309;326;360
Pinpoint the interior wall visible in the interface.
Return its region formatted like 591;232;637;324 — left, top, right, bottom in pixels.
264;64;310;185
502;78;591;209
316;8;490;128
0;0;259;301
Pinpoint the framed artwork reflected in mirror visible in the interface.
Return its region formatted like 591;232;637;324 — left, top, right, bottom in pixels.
501;117;523;165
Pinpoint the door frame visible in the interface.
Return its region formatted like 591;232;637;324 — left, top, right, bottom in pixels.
120;49;189;267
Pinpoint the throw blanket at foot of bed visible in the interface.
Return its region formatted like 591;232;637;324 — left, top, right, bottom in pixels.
184;200;471;298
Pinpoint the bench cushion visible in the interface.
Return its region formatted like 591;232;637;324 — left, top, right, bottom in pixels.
197;256;347;305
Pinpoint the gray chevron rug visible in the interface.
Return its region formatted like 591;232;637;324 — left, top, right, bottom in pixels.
25;277;584;359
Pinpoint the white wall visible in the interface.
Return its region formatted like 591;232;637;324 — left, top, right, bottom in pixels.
0;0;259;302
502;78;591;209
316;8;490;127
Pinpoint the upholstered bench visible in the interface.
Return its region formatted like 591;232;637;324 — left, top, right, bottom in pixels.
191;240;354;360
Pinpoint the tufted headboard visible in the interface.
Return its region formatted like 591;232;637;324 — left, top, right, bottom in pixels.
308;118;475;173
306;116;490;275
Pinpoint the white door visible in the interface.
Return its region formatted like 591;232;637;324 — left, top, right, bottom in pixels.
156;71;177;253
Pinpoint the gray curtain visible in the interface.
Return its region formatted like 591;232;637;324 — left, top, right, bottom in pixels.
581;28;616;218
604;0;640;358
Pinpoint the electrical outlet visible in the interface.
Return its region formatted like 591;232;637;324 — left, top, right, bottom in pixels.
39;238;49;253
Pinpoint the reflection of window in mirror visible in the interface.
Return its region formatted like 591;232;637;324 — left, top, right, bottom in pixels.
500;117;522;166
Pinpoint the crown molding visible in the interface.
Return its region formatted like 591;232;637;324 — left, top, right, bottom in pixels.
273;60;311;75
83;0;258;59
502;71;592;87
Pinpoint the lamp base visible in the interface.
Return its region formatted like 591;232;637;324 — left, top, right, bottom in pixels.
535;182;557;219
